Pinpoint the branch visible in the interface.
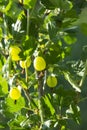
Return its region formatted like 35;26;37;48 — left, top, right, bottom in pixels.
37;71;45;126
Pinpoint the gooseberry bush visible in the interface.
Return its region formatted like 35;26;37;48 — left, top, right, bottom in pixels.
0;0;87;130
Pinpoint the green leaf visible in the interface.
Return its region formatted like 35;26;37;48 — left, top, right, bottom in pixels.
0;57;4;71
5;0;22;20
6;96;25;113
78;7;87;24
41;0;56;9
49;0;73;10
63;35;77;45
48;23;58;43
0;76;8;96
43;94;55;115
0;28;2;40
63;72;81;92
8;115;27;130
0;124;4;129
60;0;73;11
45;43;62;64
41;0;73;10
22;35;36;54
66;104;80;124
24;0;37;9
80;23;87;35
18;78;28;89
49;0;60;7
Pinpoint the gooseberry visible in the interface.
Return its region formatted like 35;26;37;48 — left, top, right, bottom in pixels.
20;57;31;69
34;56;46;71
9;46;21;61
9;87;21;100
47;75;57;88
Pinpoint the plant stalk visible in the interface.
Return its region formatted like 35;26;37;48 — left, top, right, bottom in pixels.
37;71;44;126
27;9;29;35
24;63;31;103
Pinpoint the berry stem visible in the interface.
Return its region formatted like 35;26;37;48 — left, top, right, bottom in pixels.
23;63;31;103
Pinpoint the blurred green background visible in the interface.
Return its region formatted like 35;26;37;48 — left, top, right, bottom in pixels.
68;30;87;130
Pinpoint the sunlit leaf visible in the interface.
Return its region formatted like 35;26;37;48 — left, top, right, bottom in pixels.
43;120;51;128
0;76;8;96
19;79;28;89
5;0;22;20
0;0;87;129
6;96;25;113
63;35;77;45
43;94;55;115
8;115;27;130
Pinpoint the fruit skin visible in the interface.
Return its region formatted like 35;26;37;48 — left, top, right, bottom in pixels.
9;46;21;61
20;57;31;69
47;75;57;88
34;56;46;71
9;46;21;55
9;87;21;100
11;54;21;61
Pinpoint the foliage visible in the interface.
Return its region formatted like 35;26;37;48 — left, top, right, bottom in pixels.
0;0;87;130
